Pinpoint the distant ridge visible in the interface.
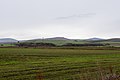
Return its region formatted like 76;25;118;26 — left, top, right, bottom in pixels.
46;37;70;40
0;38;18;43
104;38;120;42
86;37;104;41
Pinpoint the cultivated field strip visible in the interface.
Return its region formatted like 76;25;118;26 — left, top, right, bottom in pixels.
0;48;120;80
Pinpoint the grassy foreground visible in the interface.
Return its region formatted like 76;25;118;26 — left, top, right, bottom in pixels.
0;48;120;80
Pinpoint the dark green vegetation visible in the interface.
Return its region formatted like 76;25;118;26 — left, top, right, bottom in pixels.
0;48;120;80
16;42;106;48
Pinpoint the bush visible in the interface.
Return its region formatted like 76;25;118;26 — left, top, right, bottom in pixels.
16;42;56;47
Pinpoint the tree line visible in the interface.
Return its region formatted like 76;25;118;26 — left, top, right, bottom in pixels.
16;42;109;47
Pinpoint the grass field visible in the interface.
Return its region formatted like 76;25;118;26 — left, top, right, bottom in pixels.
0;44;15;47
0;48;120;80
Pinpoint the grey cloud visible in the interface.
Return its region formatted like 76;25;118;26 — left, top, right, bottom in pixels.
56;13;96;20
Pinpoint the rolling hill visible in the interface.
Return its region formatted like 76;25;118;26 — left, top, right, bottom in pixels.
0;38;18;43
46;37;70;40
86;37;105;41
104;38;120;42
24;37;120;47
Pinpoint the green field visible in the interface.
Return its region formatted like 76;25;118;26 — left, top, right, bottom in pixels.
0;44;15;47
0;48;120;80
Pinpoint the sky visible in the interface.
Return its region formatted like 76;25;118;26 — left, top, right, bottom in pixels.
0;0;120;40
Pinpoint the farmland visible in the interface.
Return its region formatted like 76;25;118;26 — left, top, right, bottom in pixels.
0;48;120;80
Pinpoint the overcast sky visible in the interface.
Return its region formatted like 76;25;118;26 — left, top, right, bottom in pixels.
0;0;120;40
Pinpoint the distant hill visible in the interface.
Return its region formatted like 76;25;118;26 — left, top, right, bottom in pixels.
0;38;18;43
46;37;70;40
22;37;120;47
104;38;120;42
24;37;86;45
86;38;104;41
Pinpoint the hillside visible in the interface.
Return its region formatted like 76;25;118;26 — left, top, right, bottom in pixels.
25;37;87;45
24;37;120;47
46;37;69;40
0;38;18;43
86;37;104;41
104;38;120;42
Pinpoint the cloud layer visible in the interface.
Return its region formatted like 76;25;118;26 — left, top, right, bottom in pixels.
0;0;120;40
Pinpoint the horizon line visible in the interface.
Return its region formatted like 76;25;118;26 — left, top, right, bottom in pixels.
0;37;120;41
